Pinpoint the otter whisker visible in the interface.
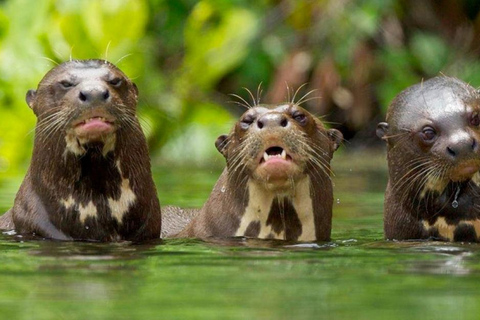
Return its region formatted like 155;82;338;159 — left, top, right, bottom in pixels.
40;57;60;66
104;41;112;61
115;53;134;65
296;95;320;107
256;83;263;106
285;82;291;103
229;94;252;109
295;89;318;106
291;83;309;105
393;157;437;191
243;87;257;108
229;100;252;110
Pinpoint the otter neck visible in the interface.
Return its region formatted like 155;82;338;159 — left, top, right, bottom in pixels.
234;177;316;241
411;177;480;221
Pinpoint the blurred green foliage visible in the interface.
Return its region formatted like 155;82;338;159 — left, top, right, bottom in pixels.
2;0;480;177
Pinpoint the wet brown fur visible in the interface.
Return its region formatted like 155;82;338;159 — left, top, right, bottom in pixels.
0;60;161;241
378;76;480;241
162;103;342;241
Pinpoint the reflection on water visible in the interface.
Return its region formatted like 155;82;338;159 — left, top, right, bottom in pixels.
1;151;480;319
403;244;474;275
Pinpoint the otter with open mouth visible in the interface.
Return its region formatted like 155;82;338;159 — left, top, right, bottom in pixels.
377;76;480;242
163;103;342;241
0;59;161;242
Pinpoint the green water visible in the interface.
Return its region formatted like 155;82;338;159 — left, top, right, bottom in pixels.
1;152;480;320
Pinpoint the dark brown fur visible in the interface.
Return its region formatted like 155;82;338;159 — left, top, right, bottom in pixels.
0;60;161;241
163;103;342;241
377;76;480;241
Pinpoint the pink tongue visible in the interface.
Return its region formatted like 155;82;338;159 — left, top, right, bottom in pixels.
75;119;114;137
80;119;111;131
265;156;288;164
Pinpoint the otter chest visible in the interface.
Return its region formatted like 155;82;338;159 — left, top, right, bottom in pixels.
423;218;480;242
420;178;480;241
59;160;137;225
234;178;316;241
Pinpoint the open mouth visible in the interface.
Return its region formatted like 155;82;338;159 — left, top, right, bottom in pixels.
260;146;292;163
75;116;114;128
73;114;116;140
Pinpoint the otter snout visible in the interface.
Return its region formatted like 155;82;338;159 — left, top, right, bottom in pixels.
445;132;478;160
78;82;110;104
256;113;289;130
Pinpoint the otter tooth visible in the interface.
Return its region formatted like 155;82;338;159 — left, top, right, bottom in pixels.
263;152;269;162
281;149;287;160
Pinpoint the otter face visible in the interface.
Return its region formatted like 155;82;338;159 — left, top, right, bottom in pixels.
378;76;480;191
411;109;480;182
217;104;342;193
26;60;138;156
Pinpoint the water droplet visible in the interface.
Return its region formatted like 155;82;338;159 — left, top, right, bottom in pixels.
221;186;226;193
336;199;340;204
452;200;459;209
85;226;89;230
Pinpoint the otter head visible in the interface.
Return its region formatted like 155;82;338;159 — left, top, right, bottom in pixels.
377;76;480;195
26;59;138;156
216;104;342;193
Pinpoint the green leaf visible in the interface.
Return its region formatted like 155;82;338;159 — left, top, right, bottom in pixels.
181;1;259;90
410;32;449;75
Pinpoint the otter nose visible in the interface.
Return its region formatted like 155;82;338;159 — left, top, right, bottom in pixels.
78;87;110;103
446;134;477;159
256;113;289;129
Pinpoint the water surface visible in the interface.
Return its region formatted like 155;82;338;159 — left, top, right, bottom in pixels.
1;152;479;320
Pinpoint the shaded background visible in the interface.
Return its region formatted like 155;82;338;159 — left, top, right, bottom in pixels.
1;0;480;177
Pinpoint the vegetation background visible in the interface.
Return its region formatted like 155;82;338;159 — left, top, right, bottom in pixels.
1;0;480;177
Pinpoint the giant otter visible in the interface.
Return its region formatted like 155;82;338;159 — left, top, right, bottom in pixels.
377;76;480;241
163;103;342;241
0;59;161;241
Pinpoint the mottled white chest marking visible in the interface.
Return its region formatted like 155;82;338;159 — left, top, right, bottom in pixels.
108;178;136;223
107;161;136;223
59;161;136;224
61;196;98;222
423;217;455;240
292;178;315;242
423;218;480;241
65;130;85;156
235;180;276;238
235;177;316;241
419;176;448;200
64;129;116;157
62;195;75;209
78;201;97;223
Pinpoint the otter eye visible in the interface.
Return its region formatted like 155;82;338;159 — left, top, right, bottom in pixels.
470;113;480;127
421;127;436;142
60;80;74;89
240;114;255;130
292;111;307;125
109;78;122;87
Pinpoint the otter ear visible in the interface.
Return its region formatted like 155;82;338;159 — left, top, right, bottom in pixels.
215;134;229;157
376;122;389;141
327;128;343;151
26;89;37;111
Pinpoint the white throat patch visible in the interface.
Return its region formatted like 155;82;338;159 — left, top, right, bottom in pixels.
64;129;116;157
235;177;316;241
